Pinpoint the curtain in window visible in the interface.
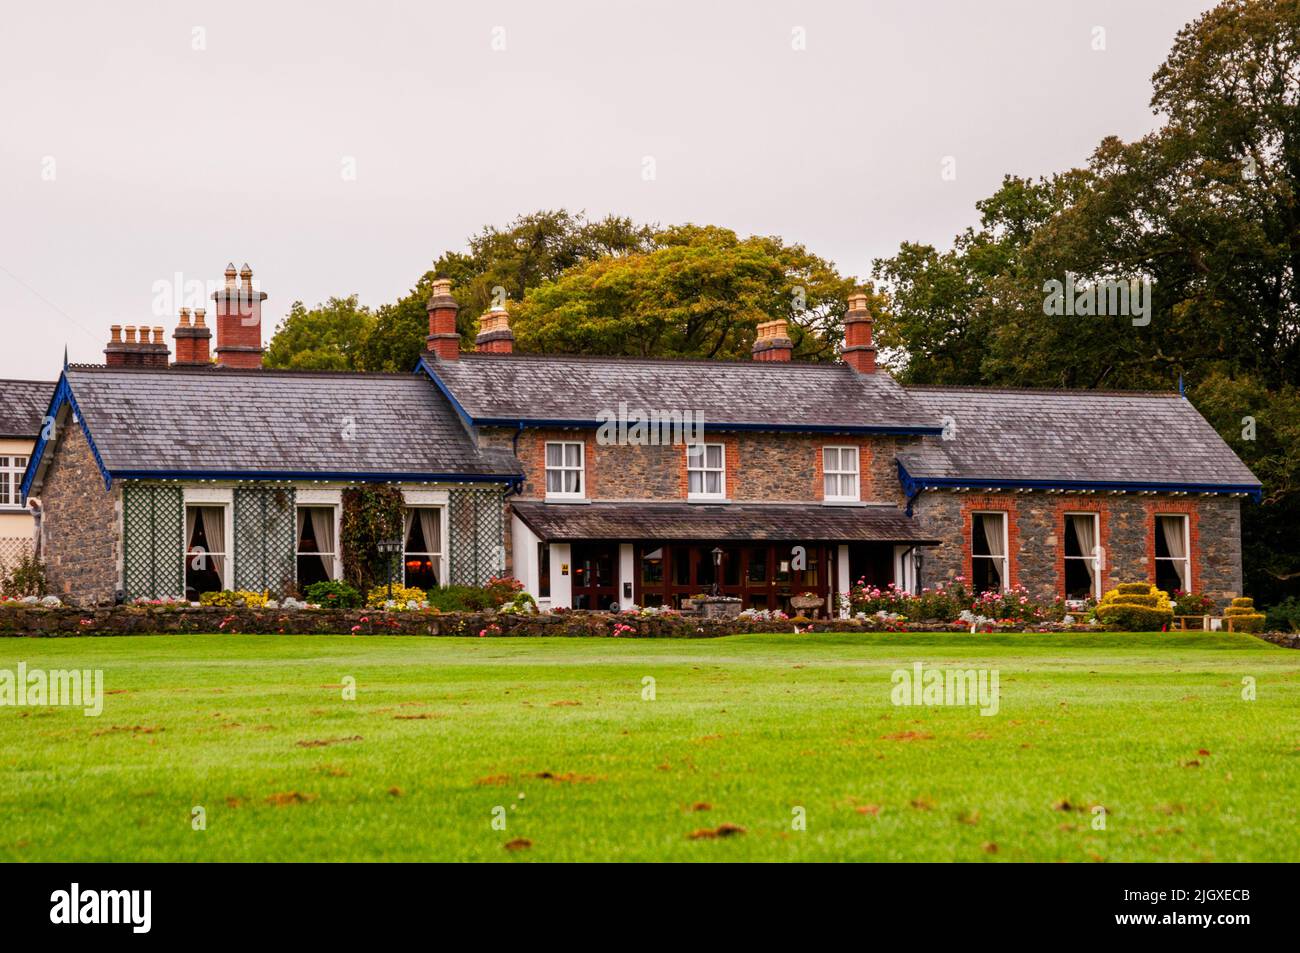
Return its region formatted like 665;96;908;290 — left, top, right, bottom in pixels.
403;509;416;550
310;507;335;578
186;507;199;566
980;513;1005;586
418;509;440;556
296;508;308;549
1160;516;1187;590
1071;514;1096;589
206;506;225;584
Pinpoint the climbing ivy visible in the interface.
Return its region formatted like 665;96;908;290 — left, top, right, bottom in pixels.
340;485;404;592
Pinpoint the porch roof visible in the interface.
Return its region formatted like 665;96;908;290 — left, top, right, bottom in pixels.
511;500;940;544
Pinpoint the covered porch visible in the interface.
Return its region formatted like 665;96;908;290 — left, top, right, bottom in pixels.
511;501;940;615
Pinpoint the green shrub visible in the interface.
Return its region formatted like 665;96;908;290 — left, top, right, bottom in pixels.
199;590;270;609
0;554;46;599
425;585;494;612
1264;596;1300;632
304;580;363;609
1096;583;1173;631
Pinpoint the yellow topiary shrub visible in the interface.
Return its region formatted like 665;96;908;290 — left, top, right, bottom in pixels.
1095;583;1174;631
1225;597;1266;633
365;585;429;608
199;590;270;609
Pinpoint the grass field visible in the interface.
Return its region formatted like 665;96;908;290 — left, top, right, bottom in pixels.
1;631;1297;862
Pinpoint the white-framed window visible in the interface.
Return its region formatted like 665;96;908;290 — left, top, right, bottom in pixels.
970;511;1009;593
0;456;28;509
545;441;584;499
1063;512;1101;599
823;446;860;501
184;504;229;597
686;442;726;500
403;507;445;591
1154;514;1191;593
296;505;338;587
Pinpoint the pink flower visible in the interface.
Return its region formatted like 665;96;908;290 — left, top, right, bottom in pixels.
350;625;361;633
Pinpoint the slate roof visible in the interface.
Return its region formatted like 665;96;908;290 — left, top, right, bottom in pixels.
511;500;940;543
47;366;521;481
0;379;55;438
423;352;941;433
898;387;1260;491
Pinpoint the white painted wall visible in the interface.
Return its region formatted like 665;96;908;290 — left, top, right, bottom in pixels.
549;542;572;609
619;543;635;609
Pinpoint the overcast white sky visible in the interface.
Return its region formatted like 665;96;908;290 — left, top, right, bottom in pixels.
0;0;1214;379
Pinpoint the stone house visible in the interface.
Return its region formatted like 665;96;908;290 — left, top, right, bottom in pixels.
0;379;54;571
22;265;1260;611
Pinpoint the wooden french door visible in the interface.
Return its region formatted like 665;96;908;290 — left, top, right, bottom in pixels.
571;542;620;610
633;542;831;614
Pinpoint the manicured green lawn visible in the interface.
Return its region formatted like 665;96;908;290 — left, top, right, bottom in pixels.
1;631;1297;861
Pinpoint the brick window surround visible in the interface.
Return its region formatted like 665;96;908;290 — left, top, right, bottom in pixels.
679;437;739;500
1054;499;1112;599
960;494;1020;590
813;438;874;502
1145;499;1200;592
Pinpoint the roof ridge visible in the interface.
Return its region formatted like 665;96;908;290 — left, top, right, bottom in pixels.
908;384;1180;398
67;364;420;381
432;350;853;370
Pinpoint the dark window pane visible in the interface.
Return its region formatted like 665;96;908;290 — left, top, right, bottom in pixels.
538;543;550;599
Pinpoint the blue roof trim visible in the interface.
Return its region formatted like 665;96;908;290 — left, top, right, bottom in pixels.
416;357;478;431
21;373;112;499
896;460;1263;503
110;469;522;488
416;358;943;436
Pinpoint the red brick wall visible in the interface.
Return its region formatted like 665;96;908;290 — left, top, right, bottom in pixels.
504;428;904;504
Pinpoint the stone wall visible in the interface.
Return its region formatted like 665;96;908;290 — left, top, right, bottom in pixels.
40;424;121;607
0;606;1102;638
912;490;1244;606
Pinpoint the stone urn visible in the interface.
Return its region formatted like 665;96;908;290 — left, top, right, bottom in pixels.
789;594;825;616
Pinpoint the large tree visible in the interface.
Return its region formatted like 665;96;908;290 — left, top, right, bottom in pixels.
512;224;857;361
873;0;1300;603
264;296;374;371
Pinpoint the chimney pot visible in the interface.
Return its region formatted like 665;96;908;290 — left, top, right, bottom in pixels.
110;325;122;344
752;318;793;362
475;305;515;354
842;292;876;374
193;307;206;326
178;307;191;327
213;262;266;368
124;325;137;344
426;278;461;360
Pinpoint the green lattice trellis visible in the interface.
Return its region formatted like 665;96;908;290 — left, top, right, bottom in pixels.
123;484;184;600
233;485;297;594
448;486;505;586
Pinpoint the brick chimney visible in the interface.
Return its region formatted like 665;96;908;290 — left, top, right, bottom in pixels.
105;324;170;367
842;292;877;374
475;305;515;354
752;318;793;362
212;262;267;369
426;278;460;360
173;306;212;366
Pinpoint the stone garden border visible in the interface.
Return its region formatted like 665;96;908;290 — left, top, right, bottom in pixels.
0;606;1134;638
